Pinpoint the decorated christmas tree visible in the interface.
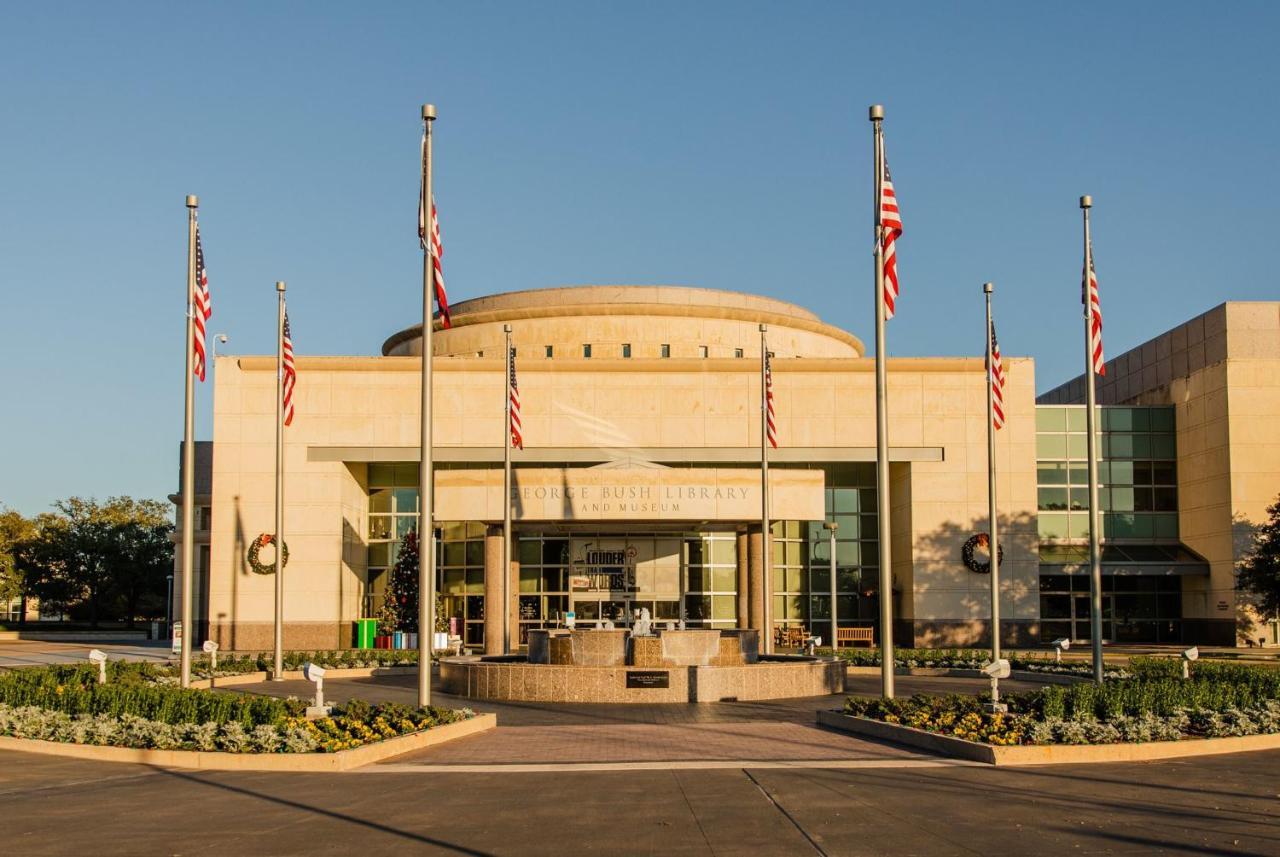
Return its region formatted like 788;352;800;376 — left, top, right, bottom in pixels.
379;528;419;634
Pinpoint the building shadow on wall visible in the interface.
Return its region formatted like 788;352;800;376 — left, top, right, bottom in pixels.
1232;511;1265;644
908;510;1038;648
230;494;248;651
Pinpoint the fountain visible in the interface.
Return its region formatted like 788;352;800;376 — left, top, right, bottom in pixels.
439;624;845;703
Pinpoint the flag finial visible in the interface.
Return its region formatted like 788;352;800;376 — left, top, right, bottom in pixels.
983;282;993;295
1080;195;1092;209
276;280;286;293
869;104;884;121
186;195;198;208
422;103;436;121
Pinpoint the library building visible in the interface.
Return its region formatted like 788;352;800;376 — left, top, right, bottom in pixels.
174;287;1280;652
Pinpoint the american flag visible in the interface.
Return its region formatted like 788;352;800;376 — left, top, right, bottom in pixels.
879;157;903;320
764;350;778;449
418;128;452;329
192;222;212;381
508;345;523;449
989;321;1006;430
1084;240;1104;375
281;309;296;427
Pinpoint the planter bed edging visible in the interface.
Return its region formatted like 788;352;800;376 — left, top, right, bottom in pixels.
816;709;1280;765
0;712;495;772
844;666;1083;685
190;665;419;689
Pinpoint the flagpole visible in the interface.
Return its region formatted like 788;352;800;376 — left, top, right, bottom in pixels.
180;194;198;688
870;104;895;699
503;324;513;653
273;280;286;679
983;282;1003;705
759;324;772;655
418;103;437;708
1081;195;1105;684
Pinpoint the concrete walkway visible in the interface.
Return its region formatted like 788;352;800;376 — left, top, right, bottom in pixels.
0;639;172;670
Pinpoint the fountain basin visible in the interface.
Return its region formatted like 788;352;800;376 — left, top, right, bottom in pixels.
439;651;845;704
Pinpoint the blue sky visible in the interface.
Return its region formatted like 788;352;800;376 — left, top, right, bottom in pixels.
2;2;1277;514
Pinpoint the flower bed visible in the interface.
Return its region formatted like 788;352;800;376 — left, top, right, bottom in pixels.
0;663;472;754
842;659;1280;746
825;646;1127;677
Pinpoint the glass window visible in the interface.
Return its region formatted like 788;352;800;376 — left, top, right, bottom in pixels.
1037;435;1067;458
712;567;737;591
545;345;553;358
393;488;418;513
519;565;539;593
1154;514;1178;539
1036;408;1068;431
582;344;592;358
395;516;416;538
368;516;392;540
1038;513;1068;541
1067;434;1088;458
369;489;392;513
1151;434;1176;459
1069;487;1089;511
833;488;860;513
621;343;631;358
699;345;709;358
660;344;671;358
542;540;569;565
518;539;540;566
1038;487;1069;511
836;541;860;565
712;595;736;620
466;540;485;566
1067;408;1088;431
1038;463;1068;485
709;539;736;565
1150;407;1175;431
1152;462;1176;485
368;464;396;487
734;348;744;358
443;541;466;566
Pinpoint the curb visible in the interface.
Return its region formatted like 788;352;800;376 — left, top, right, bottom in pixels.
0;712;496;772
816;710;1280;765
190;665;419;689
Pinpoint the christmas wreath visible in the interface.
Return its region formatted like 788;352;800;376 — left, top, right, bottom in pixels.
248;533;289;575
961;533;1003;575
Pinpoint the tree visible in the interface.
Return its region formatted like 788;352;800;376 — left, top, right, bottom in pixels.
1237;496;1280;620
21;497;173;627
0;508;36;622
379;528;419;635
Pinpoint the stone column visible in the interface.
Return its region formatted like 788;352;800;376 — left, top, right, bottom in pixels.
509;558;521;649
736;530;750;629
747;524;765;639
483;524;504;655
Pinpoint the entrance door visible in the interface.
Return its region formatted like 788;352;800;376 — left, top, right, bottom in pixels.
1072;594;1113;643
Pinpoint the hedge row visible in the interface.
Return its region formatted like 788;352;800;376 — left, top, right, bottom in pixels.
0;665;302;727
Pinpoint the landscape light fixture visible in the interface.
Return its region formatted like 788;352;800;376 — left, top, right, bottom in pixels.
1052;638;1071;664
303;662;331;717
202;639;219;675
87;649;108;684
981;658;1011;713
1181;646;1199;679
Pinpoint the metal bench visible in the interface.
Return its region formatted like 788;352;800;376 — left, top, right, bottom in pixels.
836;627;875;648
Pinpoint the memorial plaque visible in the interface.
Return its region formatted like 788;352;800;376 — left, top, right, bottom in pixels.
626;670;670;689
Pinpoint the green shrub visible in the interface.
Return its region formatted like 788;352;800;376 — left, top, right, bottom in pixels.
0;665;303;728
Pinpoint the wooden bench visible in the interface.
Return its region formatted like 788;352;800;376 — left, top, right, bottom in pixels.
836;627;875;648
